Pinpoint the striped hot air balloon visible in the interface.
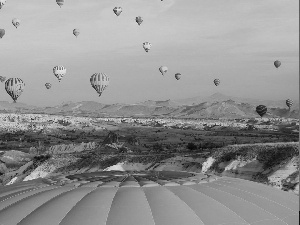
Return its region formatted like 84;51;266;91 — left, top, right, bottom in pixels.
45;83;52;89
175;73;181;80
274;60;281;68
159;66;168;76
56;0;64;8
90;73;110;97
286;99;293;110
214;79;220;86
143;42;151;52
0;0;7;10
5;78;25;103
135;16;143;25
256;105;267;117
53;66;66;82
113;7;122;16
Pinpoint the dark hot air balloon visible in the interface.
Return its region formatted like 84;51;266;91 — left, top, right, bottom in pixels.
0;76;6;82
0;29;5;38
175;73;181;80
256;105;267;117
274;60;281;68
135;16;143;25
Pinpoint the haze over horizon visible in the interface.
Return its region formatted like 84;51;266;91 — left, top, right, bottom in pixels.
0;0;298;107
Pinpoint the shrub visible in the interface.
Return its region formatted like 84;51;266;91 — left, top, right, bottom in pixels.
187;142;197;150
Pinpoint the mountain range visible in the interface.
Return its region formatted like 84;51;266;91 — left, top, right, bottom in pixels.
0;93;298;119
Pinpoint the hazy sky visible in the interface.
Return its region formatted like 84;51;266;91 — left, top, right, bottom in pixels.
0;0;298;106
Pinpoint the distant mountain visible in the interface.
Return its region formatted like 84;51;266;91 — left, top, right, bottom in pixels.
174;92;299;109
0;93;298;119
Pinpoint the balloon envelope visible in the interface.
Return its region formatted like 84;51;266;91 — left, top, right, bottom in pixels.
56;0;64;7
159;66;168;75
90;73;110;97
0;76;6;82
0;171;298;225
12;18;21;28
256;105;267;117
175;73;181;80
45;83;52;89
143;42;151;52
113;7;122;16
0;29;5;38
5;78;25;103
286;99;293;109
214;79;220;86
73;29;80;37
274;60;281;68
0;0;7;9
53;66;66;82
135;16;143;25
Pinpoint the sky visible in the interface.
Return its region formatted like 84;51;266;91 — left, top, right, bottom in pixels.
0;0;298;107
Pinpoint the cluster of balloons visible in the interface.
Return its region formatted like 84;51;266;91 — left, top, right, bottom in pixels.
0;0;294;115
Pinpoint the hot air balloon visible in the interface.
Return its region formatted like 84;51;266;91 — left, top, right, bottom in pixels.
56;0;64;8
256;105;267;117
5;78;25;103
214;79;220;86
0;29;5;38
1;170;298;225
53;66;66;82
0;0;6;9
45;83;52;89
73;29;80;38
143;42;151;52
175;73;181;80
0;76;6;82
135;16;143;25
12;18;20;28
286;99;293;110
113;7;122;16
159;66;168;76
274;60;281;68
90;73;109;97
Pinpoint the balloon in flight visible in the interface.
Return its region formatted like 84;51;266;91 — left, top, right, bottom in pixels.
45;83;52;89
12;18;21;28
274;60;281;68
159;66;168;76
135;16;143;25
0;76;6;83
214;79;220;86
90;73;110;97
53;66;66;82
256;105;267;117
113;7;122;16
5;78;25;103
143;42;152;52
73;29;80;38
0;29;5;38
0;0;6;9
175;73;181;80
56;0;64;8
286;99;293;109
